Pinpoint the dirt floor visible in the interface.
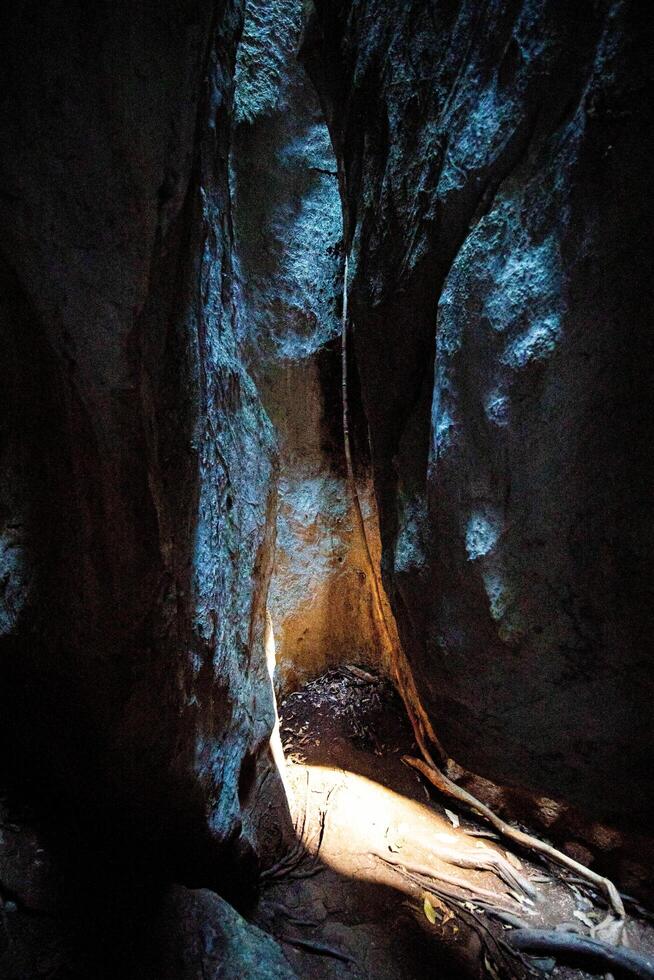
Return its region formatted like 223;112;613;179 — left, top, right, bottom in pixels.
254;667;654;979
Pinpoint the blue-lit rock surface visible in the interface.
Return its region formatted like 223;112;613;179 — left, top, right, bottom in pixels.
0;0;652;972
303;0;654;828
0;3;289;968
139;886;297;979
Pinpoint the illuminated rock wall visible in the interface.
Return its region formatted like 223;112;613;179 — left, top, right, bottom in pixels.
232;0;383;692
303;0;654;829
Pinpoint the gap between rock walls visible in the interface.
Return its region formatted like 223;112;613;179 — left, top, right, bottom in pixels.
229;3;651;976
0;0;651;977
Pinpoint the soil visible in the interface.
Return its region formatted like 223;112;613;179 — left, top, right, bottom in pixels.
254;667;654;979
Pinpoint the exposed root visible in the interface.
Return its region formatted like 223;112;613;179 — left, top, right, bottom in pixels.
280;936;354;964
508;928;654;978
266;901;321;929
383;858;536;978
373;852;524;913
403;754;626;938
448;905;537;980
427;844;537;901
259;840;308;883
261;772;328;883
485;908;532;930
340;255;448;765
375;843;536;902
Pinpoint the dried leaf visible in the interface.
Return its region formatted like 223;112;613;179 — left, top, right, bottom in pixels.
444;808;460;829
505;850;523;869
423;896;437;924
434;896;450;917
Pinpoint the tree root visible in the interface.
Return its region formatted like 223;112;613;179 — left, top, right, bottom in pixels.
508;928;654;978
374;856;536;978
427;844;537;901
280;935;354;964
485;908;532;930
450;906;536;980
403;754;626;939
260;839;308;883
373;852;525;914
340;256;448;765
261;772;328;883
375;845;535;902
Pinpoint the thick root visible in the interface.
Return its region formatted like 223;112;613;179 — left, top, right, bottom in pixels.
508;928;654;978
372;853;535;979
426;843;537;900
403;754;626;939
374;852;525;912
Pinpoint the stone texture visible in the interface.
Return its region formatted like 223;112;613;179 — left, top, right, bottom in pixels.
303;0;654;829
0;0;288;903
232;0;382;693
139;885;297;979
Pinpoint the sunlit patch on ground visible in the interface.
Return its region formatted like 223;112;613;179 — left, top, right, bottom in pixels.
286;762;462;884
255;668;654;979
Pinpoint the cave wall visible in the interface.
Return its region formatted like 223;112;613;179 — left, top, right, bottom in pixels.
0;0;289;907
302;0;654;829
231;0;382;693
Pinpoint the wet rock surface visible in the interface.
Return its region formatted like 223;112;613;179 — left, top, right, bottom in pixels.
302;0;654;830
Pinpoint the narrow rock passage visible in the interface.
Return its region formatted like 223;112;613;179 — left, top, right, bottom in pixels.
230;2;654;977
0;1;651;977
254;669;654;979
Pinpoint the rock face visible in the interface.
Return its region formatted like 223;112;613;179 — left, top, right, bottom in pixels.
303;0;654;829
0;0;287;909
232;0;382;693
139;886;297;979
